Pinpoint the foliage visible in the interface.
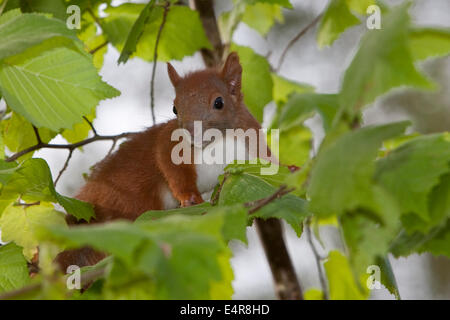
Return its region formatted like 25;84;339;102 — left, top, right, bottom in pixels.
0;0;449;301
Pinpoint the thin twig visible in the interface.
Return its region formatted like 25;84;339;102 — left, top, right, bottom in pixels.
106;140;117;157
13;201;41;209
5;132;133;163
32;126;42;144
210;172;229;205
276;14;323;72
246;185;295;214
54;150;73;186
150;1;170;124
0;0;9;16
89;41;108;55
305;217;329;300
83;116;98;136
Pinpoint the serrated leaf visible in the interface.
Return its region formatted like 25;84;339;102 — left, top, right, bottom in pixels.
223;160;292;187
78;22;108;70
271;74;314;106
0;47;120;131
0;242;30;293
230;44;273;122
1;112;56;160
409;28;450;61
340;186;401;275
374;134;450;224
277;93;339;132
43;213;232;299
345;0;375;15
308;122;409;217
317;0;360;48
0;12;79;60
103;4;211;62
219;172;310;236
242;2;283;35
324;250;369;300
268;125;312;167
243;0;292;9
0;202;67;260
20;0;68;21
339;3;434;119
1;158;95;221
118;0;156;64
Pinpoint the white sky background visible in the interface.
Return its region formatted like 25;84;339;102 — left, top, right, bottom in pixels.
29;0;450;299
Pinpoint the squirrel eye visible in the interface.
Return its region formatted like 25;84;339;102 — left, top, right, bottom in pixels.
173;106;177;115
214;97;224;110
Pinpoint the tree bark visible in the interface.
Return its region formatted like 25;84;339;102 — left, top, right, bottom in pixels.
190;0;304;300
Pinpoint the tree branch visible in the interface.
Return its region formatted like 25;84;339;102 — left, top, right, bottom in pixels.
54;150;73;186
5;132;133;163
189;0;224;67
305;217;329;300
276;14;323;72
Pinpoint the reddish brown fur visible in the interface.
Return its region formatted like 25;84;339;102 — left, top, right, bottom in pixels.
55;52;271;272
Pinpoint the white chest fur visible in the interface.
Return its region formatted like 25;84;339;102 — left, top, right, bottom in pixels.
195;134;249;194
161;134;251;210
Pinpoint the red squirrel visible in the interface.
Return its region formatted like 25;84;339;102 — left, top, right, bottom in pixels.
55;52;275;271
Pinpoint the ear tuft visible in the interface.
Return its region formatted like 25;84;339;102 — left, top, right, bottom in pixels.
167;63;181;87
221;52;242;96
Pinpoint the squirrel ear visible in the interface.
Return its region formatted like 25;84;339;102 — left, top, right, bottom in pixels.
221;52;242;96
167;63;181;87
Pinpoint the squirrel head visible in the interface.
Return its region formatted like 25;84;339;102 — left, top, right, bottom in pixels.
167;52;243;142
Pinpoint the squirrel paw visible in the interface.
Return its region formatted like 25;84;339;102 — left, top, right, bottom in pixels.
180;193;204;207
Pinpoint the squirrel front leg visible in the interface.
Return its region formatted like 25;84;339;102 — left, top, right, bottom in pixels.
156;121;204;207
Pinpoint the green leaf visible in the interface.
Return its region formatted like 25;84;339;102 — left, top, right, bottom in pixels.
230;44;273;122
304;288;324;300
0;12;79;60
0;47;120;131
345;0;375;15
317;0;360;48
0;242;30;293
324;251;369;300
308;122;409;217
338;3;434;119
376;256;400;299
1;112;56;160
137;203;248;244
374;134;450;224
0;159;18;187
277;93;339;132
242;2;283;35
61;109;95;144
1;158;95;221
243;0;292;9
340;186;401;275
118;0;156;64
219;172;310;236
20;0;68;21
78;22;108;70
136;202;212;221
43;213;233;299
409;28;450;61
223;160;292;187
0;202;67;260
271;73;314;107
103;4;211;62
268;125;312;167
